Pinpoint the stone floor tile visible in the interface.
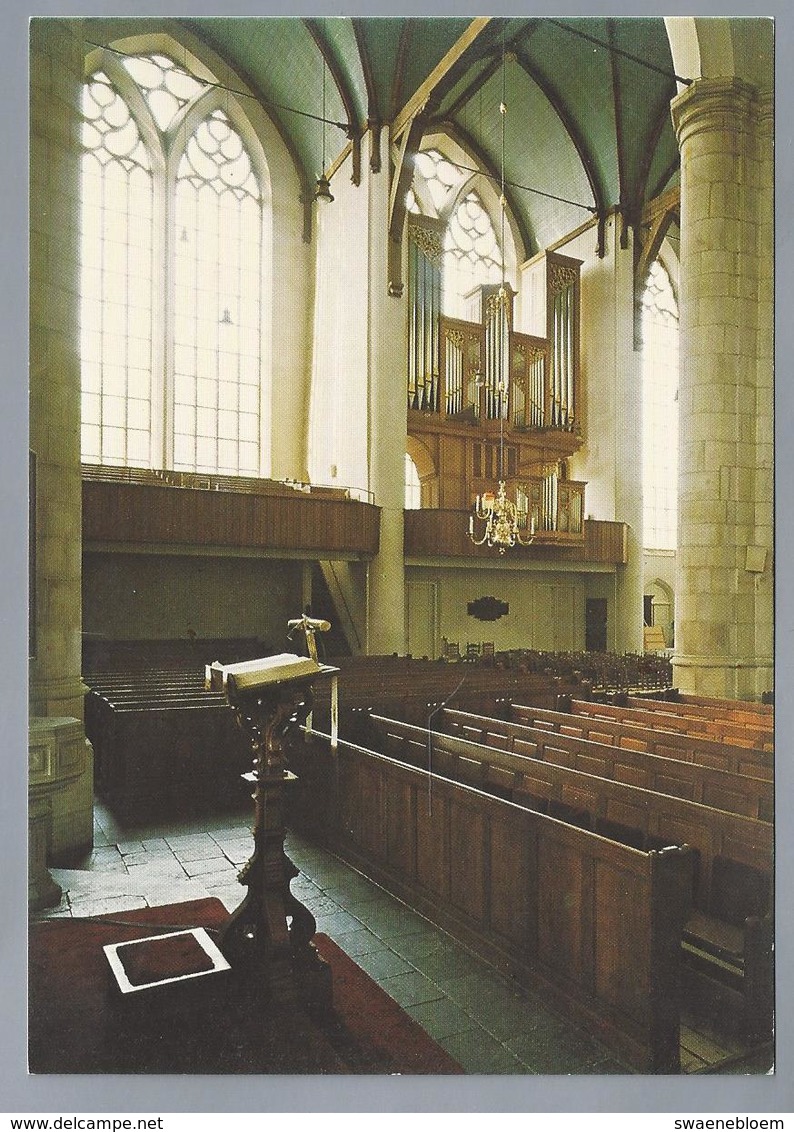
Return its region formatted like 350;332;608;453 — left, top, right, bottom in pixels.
142;880;212;906
314;909;366;938
353;947;415;982
376;969;446;1009
389;927;450;962
124;861;189;883
364;905;434;941
405;997;480;1043
181;856;237;878
439;1027;529;1075
410;943;488;984
469;991;547;1043
504;1018;601;1074
208;885;246;912
435;969;518;1010
328;927;390;959
67;894;149;917
171;842;227;863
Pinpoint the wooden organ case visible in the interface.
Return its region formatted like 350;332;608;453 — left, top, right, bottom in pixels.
407;229;586;546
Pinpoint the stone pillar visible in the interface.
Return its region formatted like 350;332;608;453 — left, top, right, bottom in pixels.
366;163;407;655
29;19;94;862
671;78;773;698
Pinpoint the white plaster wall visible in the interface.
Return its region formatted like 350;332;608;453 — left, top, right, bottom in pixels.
406;564;590;656
307;152;370;494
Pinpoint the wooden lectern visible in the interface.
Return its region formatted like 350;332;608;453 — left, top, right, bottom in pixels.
205;630;338;1011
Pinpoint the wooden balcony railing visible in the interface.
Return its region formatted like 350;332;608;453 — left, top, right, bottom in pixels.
405;509;627;564
83;478;380;557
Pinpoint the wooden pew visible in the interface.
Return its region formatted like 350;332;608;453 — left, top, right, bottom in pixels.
437;707;772;822
295;729;694;1072
643;692;773;726
624;694;774;745
307;654;581;729
568;697;773;752
86;688;250;811
365;714;773;1041
520;701;773;781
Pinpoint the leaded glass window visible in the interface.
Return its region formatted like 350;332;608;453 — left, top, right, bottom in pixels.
408;147;503;320
80;50;266;475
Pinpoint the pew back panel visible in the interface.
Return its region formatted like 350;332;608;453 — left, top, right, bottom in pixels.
510;702;773;782
440;708;773;822
302;731;693;1072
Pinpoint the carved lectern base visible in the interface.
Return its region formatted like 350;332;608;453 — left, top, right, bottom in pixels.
213;668;334;1013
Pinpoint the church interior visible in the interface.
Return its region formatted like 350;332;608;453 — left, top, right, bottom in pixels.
27;15;775;1083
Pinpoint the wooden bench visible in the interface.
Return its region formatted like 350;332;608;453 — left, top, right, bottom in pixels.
539;700;773;779
624;694;774;746
644;692;773;726
569;697;773;752
293;729;694;1072
85;687;250;812
307;655;581;729
365;713;773;1041
438;707;772;822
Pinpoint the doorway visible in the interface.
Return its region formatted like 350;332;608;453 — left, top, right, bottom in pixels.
585;598;607;652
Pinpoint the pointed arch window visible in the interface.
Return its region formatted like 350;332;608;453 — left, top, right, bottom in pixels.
408;148;503;320
80;51;267;475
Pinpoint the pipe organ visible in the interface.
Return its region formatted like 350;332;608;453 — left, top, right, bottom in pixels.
407;238;584;539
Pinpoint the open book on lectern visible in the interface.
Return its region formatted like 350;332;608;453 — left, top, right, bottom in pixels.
205;653;326;695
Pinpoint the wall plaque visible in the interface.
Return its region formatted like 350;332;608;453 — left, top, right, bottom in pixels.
467;596;509;622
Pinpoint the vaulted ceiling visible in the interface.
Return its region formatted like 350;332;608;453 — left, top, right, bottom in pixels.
178;17;682;258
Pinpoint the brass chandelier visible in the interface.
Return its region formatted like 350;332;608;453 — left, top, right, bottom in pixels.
468;45;534;555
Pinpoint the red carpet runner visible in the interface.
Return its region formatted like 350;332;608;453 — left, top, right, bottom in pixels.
29;898;463;1075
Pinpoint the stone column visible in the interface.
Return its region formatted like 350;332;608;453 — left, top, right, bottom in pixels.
671;78;773;698
30;19;94;861
366;162;407;655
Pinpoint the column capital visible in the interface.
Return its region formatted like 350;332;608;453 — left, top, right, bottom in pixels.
671;76;759;148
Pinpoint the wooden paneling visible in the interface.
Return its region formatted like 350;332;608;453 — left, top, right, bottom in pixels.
446;706;773;821
83;481;380;557
299;732;692;1072
404;510;627;563
511;701;773;784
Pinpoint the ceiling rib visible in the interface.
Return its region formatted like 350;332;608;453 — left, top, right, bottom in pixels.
513;50;607;226
392;17;492;139
304;18;361;184
607;19;630;247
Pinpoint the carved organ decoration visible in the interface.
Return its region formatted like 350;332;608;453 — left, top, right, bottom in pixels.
407;219;443;412
407;245;584;534
521;251;582;435
514;466;585;542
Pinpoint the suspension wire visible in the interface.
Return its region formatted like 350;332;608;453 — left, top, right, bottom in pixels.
545;18;693;86
83;39;349;130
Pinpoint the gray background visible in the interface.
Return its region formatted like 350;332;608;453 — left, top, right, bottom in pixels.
4;0;791;1114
